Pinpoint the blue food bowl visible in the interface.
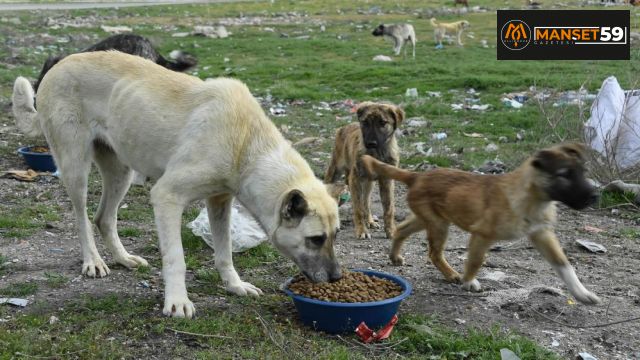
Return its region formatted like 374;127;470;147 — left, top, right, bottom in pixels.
283;269;412;334
17;146;57;172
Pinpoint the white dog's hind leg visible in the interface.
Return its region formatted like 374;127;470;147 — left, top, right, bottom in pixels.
206;195;263;296
93;146;148;269
52;128;110;278
150;181;194;318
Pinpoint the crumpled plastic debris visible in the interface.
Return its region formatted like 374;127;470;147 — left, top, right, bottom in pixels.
576;239;607;253
0;298;29;307
372;55;392;62
1;169;46;182
502;97;524;108
100;25;132;34
355;314;398;343
269;107;287;116
500;348;521;360
578;352;598;360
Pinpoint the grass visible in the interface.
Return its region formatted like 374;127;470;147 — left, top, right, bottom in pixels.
1;0;638;358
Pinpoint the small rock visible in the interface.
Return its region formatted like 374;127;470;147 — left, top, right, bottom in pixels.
405;88;419;97
498;136;509;143
372;55;393;62
453;318;466;325
406;117;428;127
500;348;521;360
485;143;499;152
431;132;447;140
611;208;620;215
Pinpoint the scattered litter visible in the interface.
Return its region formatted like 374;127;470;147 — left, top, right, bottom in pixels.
471;104;490;111
432;132;447;140
192;25;229;38
405;88;419;98
355;315;398;343
414;142;432;156
463;132;484;138
576;239;607;253
372;55;393;62
578;352;598;360
0;298;28;307
516;130;525;142
138;280;150;289
553;87;596;107
476;160;506;174
49;315;59;325
584;225;605;234
406;117;428;127
172;32;190;38
480;270;507;282
426;91;442;97
480;39;489;48
320;25;326;32
1;169;48;182
500;348;521;360
293;137;322;147
453;318;466;325
100;25;132;34
269;107;287;116
48;248;64;253
551;339;560;347
585;76;640;170
498;136;509;143
485;143;499;152
502;97;524;108
188;203;267;253
435;43;444;50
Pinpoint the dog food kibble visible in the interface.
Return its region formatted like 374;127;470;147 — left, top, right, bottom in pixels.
30;146;50;153
288;271;403;303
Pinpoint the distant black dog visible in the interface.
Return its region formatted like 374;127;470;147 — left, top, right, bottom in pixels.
33;33;197;93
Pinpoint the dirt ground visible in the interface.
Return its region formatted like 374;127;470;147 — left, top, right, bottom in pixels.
1;108;639;359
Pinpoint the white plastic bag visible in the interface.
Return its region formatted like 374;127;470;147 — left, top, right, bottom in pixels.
585;76;640;170
187;201;267;253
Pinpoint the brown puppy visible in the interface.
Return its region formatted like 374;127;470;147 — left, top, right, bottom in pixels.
325;102;404;240
362;144;601;305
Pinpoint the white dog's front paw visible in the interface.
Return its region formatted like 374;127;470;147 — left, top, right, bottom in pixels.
572;290;602;305
357;231;372;240
114;253;149;269
226;281;263;296
163;296;195;318
82;257;110;278
462;279;481;292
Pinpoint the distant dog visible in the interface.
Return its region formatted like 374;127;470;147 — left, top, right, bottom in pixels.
372;24;416;58
325;102;404;240
362;143;602;305
33;33;197;93
454;0;469;7
13;52;342;318
430;18;470;47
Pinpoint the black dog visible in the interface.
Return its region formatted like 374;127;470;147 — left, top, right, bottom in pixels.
34;33;198;93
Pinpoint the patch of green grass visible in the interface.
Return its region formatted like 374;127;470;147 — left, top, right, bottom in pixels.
395;315;560;360
619;227;640;240
598;190;637;209
235;243;281;269
118;226;143;238
0;203;63;238
44;272;68;289
0;282;38;297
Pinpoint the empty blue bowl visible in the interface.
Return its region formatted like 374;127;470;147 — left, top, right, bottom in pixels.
17;146;57;172
283;269;412;334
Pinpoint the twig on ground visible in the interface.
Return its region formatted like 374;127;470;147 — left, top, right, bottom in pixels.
166;327;240;340
14;349;87;359
529;307;640;328
254;310;289;355
428;291;489;298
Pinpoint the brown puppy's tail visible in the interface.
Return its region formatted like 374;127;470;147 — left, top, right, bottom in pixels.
430;18;438;27
361;155;417;186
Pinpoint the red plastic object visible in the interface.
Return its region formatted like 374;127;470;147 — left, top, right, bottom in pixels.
355;314;399;343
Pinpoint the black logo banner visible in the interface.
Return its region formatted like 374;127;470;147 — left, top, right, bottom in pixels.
497;10;630;60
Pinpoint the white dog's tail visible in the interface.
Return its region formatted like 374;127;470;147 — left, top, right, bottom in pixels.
430;18;438;27
12;77;42;137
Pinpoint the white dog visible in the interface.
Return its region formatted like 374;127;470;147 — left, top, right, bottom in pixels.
430;18;470;47
12;51;342;318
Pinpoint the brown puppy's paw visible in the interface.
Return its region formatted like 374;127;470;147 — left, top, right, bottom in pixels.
389;254;405;266
384;226;396;239
444;272;462;284
356;231;372;240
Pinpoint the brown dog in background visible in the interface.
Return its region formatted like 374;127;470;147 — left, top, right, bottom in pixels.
430;18;470;47
362;143;602;305
325;102;404;240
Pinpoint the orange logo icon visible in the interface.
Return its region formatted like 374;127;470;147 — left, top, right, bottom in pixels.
501;20;531;50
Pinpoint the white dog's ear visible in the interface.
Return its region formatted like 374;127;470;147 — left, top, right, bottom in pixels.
281;189;308;227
